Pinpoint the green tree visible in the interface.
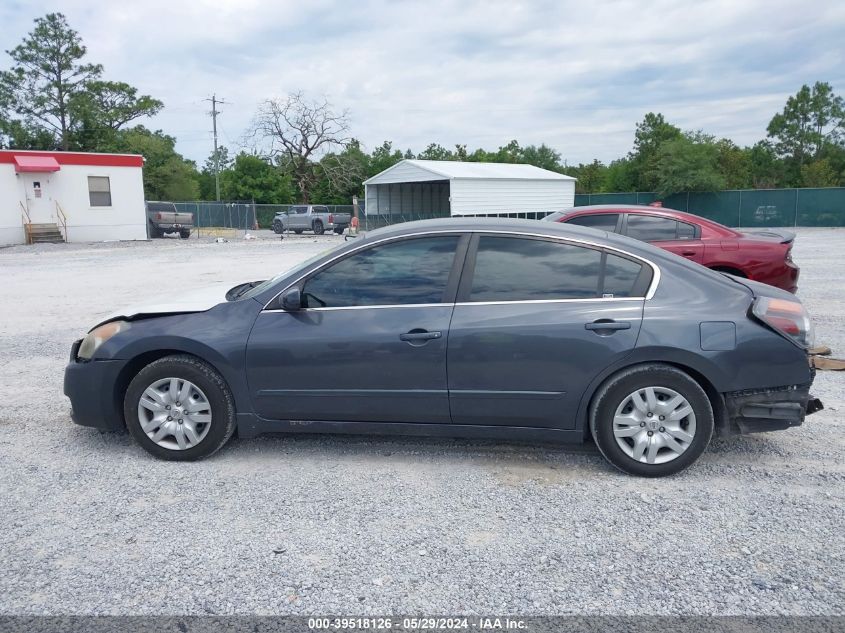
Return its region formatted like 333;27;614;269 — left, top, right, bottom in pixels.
0;13;102;150
767;82;845;173
650;134;725;197
629;112;682;190
747;141;785;188
417;143;453;160
199;146;232;200
800;159;839;187
113;127;199;200
69;80;162;150
565;159;606;193
602;158;637;192
368;140;404;176
220;153;293;203
520;144;562;171
714;138;752;189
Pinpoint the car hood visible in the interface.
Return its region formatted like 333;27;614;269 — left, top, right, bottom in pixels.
95;282;237;328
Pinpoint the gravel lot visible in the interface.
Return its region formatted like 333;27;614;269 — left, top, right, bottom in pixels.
0;228;843;616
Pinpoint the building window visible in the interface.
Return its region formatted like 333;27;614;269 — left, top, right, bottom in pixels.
88;176;112;207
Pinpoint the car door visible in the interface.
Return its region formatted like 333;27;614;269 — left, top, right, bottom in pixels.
246;233;468;424
289;206;308;230
447;234;650;429
624;214;704;264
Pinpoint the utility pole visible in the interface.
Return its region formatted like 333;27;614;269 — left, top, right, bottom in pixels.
204;94;229;201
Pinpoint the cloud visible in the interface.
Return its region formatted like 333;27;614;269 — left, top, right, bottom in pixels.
2;0;844;166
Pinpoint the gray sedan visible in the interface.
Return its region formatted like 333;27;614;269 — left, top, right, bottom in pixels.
64;219;822;476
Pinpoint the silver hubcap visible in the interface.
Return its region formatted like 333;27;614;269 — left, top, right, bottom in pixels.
612;386;696;465
137;377;212;451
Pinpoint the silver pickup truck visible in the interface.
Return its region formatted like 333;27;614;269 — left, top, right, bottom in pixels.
272;205;351;235
146;201;194;239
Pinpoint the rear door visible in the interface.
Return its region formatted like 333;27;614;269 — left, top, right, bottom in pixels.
624;214;704;264
447;234;651;429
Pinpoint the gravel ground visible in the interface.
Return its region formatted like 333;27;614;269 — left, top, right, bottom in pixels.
0;228;843;616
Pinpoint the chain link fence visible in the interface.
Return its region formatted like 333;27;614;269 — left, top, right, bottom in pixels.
574;187;845;227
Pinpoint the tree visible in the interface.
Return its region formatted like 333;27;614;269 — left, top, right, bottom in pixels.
0;13;102;150
368;140;404;176
520;144;562;171
602;158;637;192
199;146;232;200
249;92;351;202
649;134;725;197
114;127;199;200
69;80;162;150
629;112;682;190
767;82;845;169
564;159;606;193
800;159;839;187
417;143;453;160
220;153;293;203
714;138;752;189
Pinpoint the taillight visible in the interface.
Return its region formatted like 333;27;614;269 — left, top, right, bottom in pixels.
155;212;162;220
328;213;334;223
751;297;813;348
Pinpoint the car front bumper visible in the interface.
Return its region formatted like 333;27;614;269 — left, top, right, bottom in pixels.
63;340;126;431
724;381;822;434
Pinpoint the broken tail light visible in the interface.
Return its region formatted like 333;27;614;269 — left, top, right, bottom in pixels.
752;297;814;348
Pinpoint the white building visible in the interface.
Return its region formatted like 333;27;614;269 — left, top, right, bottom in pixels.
363;159;576;219
0;149;147;245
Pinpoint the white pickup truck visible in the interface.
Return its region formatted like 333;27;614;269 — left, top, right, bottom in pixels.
272;205;351;235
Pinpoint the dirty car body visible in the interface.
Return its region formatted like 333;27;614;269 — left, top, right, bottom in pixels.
64;218;822;476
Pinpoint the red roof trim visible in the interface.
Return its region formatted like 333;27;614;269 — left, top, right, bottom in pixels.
14;155;61;173
0;150;143;168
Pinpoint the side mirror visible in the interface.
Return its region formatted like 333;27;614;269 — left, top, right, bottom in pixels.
280;287;302;311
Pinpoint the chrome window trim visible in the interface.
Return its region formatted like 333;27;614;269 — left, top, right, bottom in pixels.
262;228;661;311
262;296;644;313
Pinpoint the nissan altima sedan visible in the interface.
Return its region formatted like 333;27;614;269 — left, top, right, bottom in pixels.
64;219;822;476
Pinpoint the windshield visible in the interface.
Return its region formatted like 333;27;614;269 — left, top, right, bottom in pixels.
237;247;339;300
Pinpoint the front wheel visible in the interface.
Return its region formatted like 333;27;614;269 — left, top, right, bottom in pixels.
590;364;714;477
272;220;283;234
124;355;236;461
312;220;325;235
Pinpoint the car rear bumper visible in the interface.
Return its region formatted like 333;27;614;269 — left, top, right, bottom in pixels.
63;340;126;431
724;381;822;434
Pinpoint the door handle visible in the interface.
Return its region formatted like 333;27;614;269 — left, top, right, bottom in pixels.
585;320;631;332
681;250;696;257
399;329;442;342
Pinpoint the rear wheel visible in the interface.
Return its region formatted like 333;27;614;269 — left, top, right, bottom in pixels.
312;220;325;235
334;226;345;234
124;355;236;461
149;225;162;239
590;364;713;477
179;230;191;239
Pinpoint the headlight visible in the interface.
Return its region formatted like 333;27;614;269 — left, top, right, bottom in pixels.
77;320;130;360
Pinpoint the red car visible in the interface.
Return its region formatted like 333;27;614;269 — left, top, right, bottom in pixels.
545;205;799;293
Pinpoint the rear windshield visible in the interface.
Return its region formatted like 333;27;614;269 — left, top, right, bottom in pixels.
146;202;177;213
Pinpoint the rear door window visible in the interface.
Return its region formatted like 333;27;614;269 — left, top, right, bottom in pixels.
467;236;603;301
565;213;620;232
625;215;678;241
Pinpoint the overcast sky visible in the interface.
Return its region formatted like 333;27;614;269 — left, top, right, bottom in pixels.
2;0;843;166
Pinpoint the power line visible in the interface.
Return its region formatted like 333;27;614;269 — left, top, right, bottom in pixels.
203;94;229;201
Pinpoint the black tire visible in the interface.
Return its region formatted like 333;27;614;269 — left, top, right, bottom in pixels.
294;229;303;235
149;225;162;239
179;230;191;239
272;220;283;234
589;364;714;477
333;226;345;234
124;355;236;461
312;220;325;235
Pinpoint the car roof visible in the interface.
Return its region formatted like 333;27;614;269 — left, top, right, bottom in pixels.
359;216;683;261
561;204;735;231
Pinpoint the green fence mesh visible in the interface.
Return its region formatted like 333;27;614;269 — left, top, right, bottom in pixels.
575;188;845;227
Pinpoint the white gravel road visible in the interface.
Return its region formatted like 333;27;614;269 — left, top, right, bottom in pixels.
0;228;843;616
